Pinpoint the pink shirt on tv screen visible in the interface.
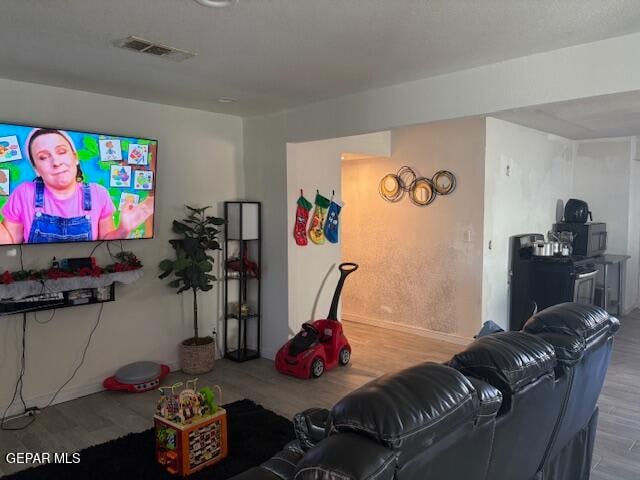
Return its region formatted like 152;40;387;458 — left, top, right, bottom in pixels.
2;182;116;242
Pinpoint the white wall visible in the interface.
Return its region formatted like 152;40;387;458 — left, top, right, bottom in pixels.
341;118;485;341
573;139;632;252
0;78;243;412
573;138;639;314
242;112;289;359
286;132;390;341
483;118;573;329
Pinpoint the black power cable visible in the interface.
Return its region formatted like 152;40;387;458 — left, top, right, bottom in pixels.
43;303;104;409
1;303;105;430
1;242;117;430
89;240;105;258
1;314;35;430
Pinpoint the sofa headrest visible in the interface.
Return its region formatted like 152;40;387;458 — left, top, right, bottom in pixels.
523;303;619;364
524;302;619;340
449;332;556;394
329;363;476;450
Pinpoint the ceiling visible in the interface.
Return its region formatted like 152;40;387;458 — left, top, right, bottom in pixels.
493;91;640;139
3;0;640;117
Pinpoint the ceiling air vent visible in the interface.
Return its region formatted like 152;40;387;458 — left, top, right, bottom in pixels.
115;36;196;62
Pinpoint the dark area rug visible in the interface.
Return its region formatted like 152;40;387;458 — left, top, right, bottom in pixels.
5;399;295;480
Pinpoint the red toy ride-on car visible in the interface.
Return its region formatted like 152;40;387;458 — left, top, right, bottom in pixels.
276;262;358;379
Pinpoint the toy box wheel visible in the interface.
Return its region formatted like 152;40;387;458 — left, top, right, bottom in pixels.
311;358;324;378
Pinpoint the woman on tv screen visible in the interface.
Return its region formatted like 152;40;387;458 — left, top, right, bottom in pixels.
0;128;155;244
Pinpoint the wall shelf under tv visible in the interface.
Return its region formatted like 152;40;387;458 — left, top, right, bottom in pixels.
0;269;143;316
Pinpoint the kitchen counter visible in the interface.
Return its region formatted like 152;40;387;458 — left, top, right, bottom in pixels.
593;254;631;265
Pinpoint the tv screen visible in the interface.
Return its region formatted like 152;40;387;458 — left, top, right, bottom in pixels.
0;122;157;245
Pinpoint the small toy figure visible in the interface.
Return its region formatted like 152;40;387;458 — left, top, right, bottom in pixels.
199;387;217;415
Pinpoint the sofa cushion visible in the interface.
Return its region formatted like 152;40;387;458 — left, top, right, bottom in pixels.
449;331;556;394
329;363;476;450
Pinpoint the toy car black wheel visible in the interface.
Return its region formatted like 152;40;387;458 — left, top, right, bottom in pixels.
311;358;324;378
339;347;351;366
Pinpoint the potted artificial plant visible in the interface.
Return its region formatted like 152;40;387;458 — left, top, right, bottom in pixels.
159;205;225;374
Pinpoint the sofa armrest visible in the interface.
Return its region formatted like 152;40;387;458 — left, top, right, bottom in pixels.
294;408;330;450
230;444;304;480
466;376;502;419
294;433;397;480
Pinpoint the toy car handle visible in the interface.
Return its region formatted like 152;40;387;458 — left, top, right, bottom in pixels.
339;262;359;273
327;262;359;321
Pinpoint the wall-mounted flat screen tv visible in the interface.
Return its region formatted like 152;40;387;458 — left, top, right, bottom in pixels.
0;122;157;245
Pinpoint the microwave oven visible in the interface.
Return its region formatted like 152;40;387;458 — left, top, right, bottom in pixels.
553;222;607;257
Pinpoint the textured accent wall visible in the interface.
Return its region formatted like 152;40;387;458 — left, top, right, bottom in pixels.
341;117;486;339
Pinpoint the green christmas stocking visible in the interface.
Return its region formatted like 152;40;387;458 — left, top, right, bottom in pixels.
308;191;330;245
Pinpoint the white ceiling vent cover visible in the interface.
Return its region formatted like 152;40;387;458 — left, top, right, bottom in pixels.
115;36;196;62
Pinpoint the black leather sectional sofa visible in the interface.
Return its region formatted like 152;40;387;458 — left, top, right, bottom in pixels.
232;302;619;480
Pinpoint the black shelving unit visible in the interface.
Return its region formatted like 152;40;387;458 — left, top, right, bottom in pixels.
223;201;261;362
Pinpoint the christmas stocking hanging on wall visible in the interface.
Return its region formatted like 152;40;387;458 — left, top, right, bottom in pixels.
308;190;330;245
293;189;313;246
324;191;342;244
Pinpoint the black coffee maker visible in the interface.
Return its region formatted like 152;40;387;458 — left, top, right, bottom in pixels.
563;199;592;223
553;199;606;257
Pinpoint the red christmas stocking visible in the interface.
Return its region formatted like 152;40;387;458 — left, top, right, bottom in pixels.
293;190;313;246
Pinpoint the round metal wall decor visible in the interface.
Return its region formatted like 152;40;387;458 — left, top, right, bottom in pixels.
409;177;436;206
379;173;404;202
432;170;456;195
396;166;416;192
379;166;456;206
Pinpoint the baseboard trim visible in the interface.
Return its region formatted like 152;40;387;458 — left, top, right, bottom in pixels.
342;313;473;346
260;347;276;361
3;361;180;419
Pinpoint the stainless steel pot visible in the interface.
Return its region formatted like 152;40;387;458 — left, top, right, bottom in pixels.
533;242;554;256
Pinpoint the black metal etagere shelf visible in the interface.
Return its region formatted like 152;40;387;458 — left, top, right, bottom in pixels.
223;201;261;362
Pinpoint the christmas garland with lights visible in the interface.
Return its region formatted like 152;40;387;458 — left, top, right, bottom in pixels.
0;251;142;285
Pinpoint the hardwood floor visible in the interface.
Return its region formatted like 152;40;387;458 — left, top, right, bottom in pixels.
590;309;640;480
0;314;638;478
